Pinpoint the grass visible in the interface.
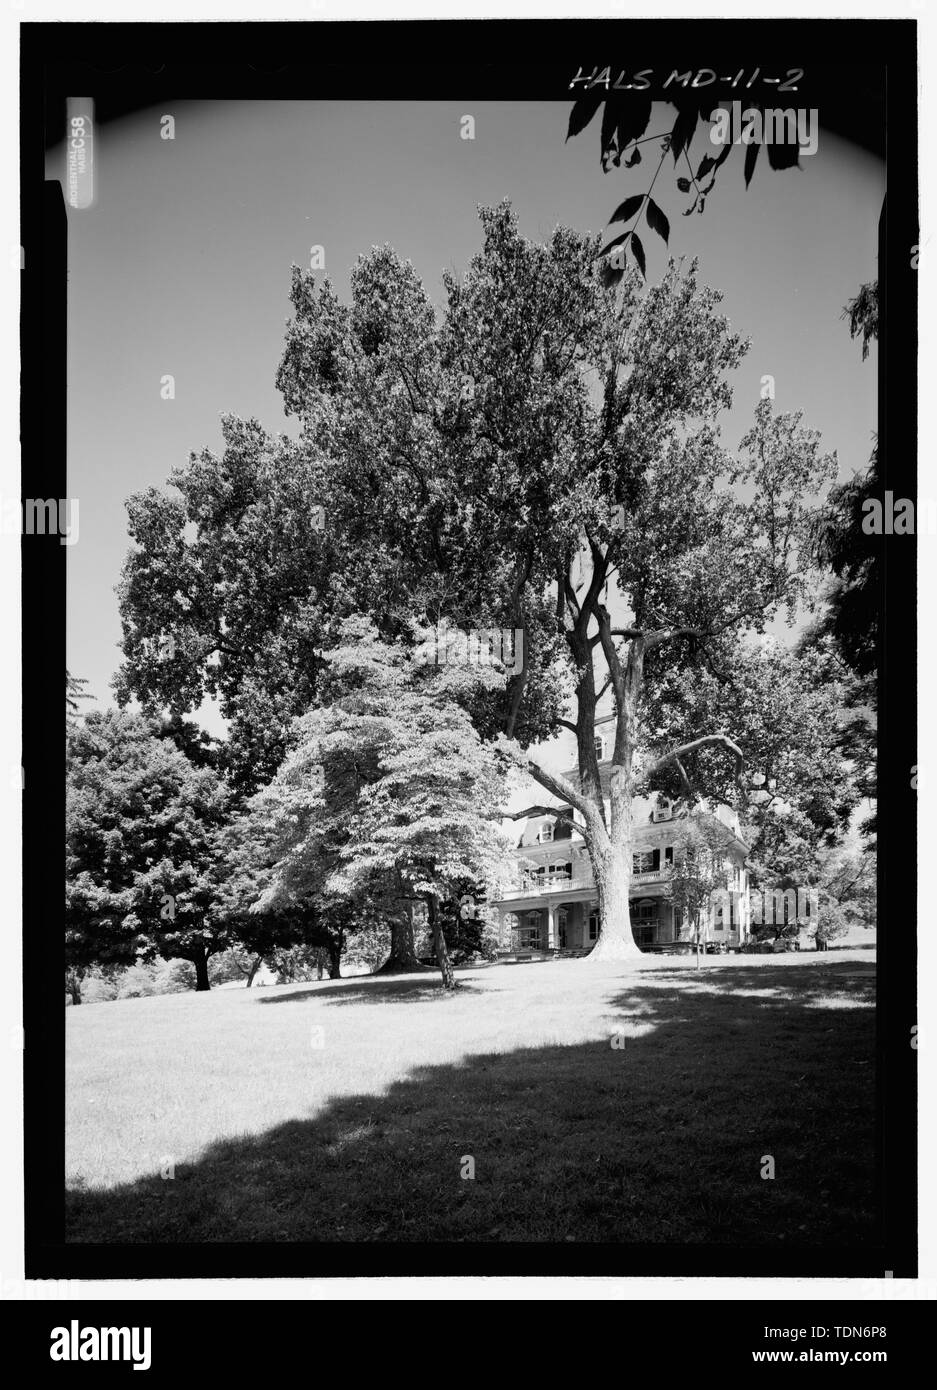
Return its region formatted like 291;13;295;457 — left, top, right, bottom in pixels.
65;950;878;1245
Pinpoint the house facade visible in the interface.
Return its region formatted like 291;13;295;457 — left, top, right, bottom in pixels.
493;722;752;956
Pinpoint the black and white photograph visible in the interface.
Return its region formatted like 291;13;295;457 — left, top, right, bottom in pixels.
4;5;928;1346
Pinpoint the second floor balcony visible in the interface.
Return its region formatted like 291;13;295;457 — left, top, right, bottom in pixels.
499;866;668;901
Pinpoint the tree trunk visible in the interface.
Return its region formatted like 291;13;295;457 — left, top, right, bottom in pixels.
193;950;211;992
316;948;325;980
65;971;82;1005
588;845;643;960
428;896;456;989
584;628;643;963
327;938;342;980
245;954;262;987
377;905;425;973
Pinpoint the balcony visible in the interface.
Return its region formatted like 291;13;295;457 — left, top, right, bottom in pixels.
500;874;594;901
499;866;669;902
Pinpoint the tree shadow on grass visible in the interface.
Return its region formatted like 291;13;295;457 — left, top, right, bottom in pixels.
257;976;487;1007
66;960;878;1252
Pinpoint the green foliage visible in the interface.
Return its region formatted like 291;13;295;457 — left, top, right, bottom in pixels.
417;880;501;964
66;670;94;731
111;204;855;958
645;636;861;880
115;419;333;793
250;618;509;983
842;281;878;362
566;91;820;279
66;709;233;981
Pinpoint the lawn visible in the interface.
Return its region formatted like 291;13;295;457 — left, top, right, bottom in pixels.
65;951;878;1245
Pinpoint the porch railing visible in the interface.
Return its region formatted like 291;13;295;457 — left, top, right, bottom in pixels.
500;866;668;900
500;874;594;900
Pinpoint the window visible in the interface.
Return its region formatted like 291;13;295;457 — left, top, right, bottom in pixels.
519;912;542;950
664;846;674;866
633;849;661;875
593;734;605;761
539;822;554;843
588;910;600;942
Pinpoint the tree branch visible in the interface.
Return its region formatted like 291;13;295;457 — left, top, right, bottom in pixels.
506;805;582;838
643;734;744;789
498;738;596;829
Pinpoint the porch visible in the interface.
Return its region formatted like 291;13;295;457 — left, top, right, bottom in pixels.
497;895;681;954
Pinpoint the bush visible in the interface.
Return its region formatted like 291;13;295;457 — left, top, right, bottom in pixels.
269;946;326;983
115;959;196;999
813;901;852;950
208;949;261;986
78;971;121;1004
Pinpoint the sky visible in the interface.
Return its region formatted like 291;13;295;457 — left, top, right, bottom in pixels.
49;99;883;728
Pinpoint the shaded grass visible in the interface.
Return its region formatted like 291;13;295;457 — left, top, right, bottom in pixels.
66;953;877;1245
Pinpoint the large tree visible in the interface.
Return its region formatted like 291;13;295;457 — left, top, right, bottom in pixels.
115;206;836;960
275;206;835;958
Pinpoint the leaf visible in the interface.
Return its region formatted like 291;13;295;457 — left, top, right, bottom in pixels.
676;176;691;192
669;105;699;165
696;154;715;180
744;140;760;189
598;231;629;258
615;94;652;153
566;95;604;142
609;194;644;225
631;232;646;280
767;141;800;171
601;97;622;159
646;197;670;246
625;145;642;168
714;139;733;170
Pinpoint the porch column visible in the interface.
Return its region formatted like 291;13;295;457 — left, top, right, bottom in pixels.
546;903;558;950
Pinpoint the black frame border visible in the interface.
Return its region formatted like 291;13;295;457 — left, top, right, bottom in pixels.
20;17;918;1281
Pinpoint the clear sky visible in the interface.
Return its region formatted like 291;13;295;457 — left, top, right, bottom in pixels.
49;99;882;722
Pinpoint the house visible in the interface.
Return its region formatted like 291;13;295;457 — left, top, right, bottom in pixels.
493;719;752;955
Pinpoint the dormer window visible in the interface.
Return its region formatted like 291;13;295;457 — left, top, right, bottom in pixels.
538;822;554;843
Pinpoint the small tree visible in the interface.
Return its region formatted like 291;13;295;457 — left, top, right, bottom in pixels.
302;621;511;989
252;618;509;989
664;817;736;969
66;709;232;990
